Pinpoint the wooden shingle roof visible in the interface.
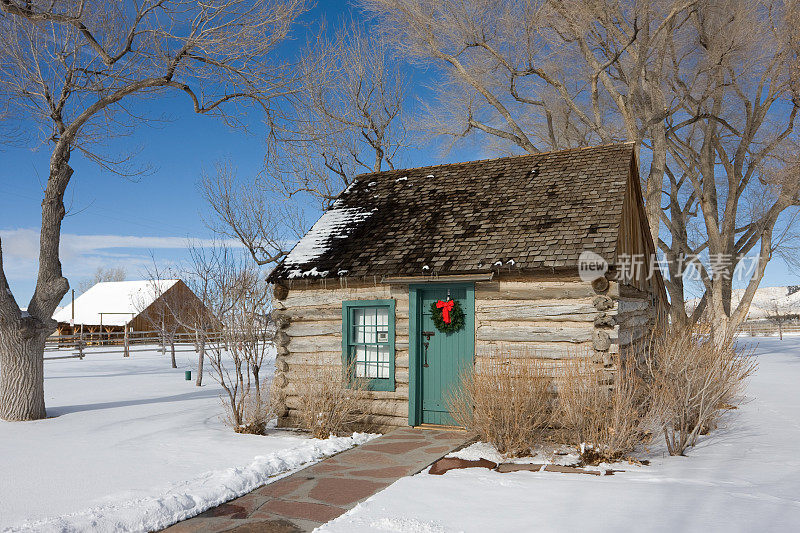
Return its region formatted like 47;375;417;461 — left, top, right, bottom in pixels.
268;143;635;281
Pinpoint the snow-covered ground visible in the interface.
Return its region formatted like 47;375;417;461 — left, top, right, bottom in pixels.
321;337;800;533
0;345;371;532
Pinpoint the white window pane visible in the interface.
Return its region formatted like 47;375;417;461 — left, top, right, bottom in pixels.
366;351;378;377
349;305;392;382
354;346;366;377
378;346;389;362
355;345;366;363
377;308;388;326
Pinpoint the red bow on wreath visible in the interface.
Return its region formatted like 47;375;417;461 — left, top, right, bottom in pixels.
436;299;455;324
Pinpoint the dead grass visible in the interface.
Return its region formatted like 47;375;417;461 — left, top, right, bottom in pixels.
447;353;554;457
294;360;370;439
554;353;650;464
645;325;757;456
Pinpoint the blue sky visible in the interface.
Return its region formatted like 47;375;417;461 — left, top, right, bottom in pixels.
0;0;797;307
0;1;473;306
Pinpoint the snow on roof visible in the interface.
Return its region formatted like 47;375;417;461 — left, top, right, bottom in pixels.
53;280;180;326
280;206;377;279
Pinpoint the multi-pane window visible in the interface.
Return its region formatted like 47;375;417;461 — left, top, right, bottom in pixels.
343;300;395;391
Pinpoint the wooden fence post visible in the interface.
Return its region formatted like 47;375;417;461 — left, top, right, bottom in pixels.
78;324;85;360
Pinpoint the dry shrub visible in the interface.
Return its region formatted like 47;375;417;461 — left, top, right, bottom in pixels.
295;360;370;439
225;378;274;435
447;354;553;457
645;325;757;456
554;354;650;464
232;392;272;435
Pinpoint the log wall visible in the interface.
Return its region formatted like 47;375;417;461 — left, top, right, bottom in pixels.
273;283;412;429
473;277;622;372
273;273;655;430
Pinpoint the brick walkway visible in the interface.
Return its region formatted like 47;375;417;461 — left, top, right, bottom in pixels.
163;427;470;533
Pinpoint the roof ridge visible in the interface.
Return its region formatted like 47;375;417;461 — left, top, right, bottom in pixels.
353;142;635;181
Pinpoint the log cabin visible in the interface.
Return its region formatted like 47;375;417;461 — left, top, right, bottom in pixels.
267;143;668;429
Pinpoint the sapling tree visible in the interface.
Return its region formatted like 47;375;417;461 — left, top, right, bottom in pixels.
188;246;273;432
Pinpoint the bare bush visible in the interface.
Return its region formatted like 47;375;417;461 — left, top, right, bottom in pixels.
645;325;757;456
229;384;274;435
447;354;554;457
554;354;650;464
294;361;370;439
161;244;276;434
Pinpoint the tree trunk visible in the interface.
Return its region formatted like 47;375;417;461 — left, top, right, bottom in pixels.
0;154;72;421
196;339;205;387
170;340;177;369
253;364;261;402
0;325;48;420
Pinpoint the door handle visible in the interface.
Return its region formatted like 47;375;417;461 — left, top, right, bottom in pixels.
422;331;434;368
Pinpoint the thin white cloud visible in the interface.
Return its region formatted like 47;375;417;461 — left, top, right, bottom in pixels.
0;228;244;300
0;228;241;262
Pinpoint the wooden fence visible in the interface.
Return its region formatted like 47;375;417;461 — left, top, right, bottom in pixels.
44;330;229;360
737;322;800;338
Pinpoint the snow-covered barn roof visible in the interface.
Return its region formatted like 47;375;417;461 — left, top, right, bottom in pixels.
53;280;180;326
268;143;636;281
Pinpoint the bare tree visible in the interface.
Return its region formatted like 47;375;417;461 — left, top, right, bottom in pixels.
203;20;409;265
184;245;273;432
181;244;234;387
228;268;274;402
361;0;687;242
78;266;126;294
272;20;409;208
659;0;800;338
766;296;798;340
201;162;306;267
363;0;800;337
136;278;192;369
0;0;308;420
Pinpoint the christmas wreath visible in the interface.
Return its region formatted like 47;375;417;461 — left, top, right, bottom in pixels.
430;299;465;334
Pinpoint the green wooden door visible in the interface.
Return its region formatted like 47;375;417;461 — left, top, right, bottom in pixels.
412;284;475;426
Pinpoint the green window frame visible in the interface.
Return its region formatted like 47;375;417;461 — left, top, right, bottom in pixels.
342;299;396;392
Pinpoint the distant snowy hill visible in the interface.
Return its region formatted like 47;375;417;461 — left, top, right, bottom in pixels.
688;286;800;320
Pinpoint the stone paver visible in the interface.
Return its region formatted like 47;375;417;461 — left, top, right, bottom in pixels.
162;427;470;532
